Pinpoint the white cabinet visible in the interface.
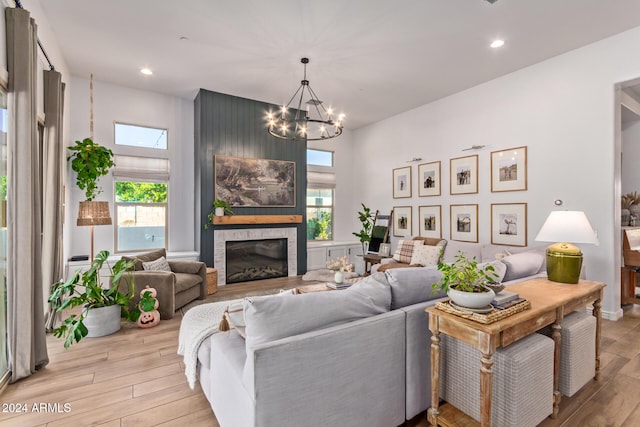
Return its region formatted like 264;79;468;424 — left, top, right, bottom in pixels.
306;242;365;275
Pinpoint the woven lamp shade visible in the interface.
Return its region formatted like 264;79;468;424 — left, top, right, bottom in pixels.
77;201;112;226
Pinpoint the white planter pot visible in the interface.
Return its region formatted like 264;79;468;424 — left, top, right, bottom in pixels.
447;287;495;309
84;304;121;337
215;207;224;216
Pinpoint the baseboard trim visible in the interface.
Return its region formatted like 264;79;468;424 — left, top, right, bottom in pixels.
602;308;624;321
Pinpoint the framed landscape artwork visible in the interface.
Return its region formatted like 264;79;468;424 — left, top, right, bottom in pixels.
450;204;478;242
491;146;527;192
450;155;478;195
418;205;442;239
214;155;296;207
393;166;412;198
491;203;528;246
393;206;412;237
418;161;441;197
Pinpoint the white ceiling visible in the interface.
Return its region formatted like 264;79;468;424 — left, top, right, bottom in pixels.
38;0;640;130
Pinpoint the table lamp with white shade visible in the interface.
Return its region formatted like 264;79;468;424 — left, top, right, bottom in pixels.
534;211;599;284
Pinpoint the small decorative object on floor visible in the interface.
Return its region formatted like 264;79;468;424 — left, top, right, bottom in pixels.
137;285;160;328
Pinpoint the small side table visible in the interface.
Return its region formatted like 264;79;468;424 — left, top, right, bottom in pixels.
206;267;218;295
362;253;391;275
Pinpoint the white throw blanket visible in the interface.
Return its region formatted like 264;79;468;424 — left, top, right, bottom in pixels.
177;299;240;389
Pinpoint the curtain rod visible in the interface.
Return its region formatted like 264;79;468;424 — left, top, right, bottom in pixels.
14;0;56;71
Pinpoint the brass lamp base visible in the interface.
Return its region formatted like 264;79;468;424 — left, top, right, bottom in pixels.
546;242;583;284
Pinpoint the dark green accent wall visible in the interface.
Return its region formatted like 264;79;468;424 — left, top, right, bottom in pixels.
195;89;307;272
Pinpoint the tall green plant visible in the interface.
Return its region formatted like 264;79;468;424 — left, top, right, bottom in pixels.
352;203;374;255
49;250;137;348
67;138;115;201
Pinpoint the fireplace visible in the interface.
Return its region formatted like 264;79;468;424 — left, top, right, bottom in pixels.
214;227;297;285
225;238;288;284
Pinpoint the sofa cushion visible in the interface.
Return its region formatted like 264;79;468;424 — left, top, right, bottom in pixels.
442;241;482;263
480;246;513;262
243;272;391;351
385;267;446;310
502;251;545;282
478;260;508;283
142;256;172;272
174;272;202;293
393;239;424;263
410;245;442;267
123;248;167;271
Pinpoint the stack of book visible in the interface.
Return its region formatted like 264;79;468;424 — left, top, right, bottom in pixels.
326;282;352;290
491;290;526;310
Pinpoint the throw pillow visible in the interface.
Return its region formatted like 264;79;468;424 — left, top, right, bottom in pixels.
393;240;424;263
501;251;545;282
410;245;442;267
219;288;299;338
142;256;172;272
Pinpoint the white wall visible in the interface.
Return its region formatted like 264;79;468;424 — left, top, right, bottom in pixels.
67;76;195;257
622;120;640;195
352;26;640;320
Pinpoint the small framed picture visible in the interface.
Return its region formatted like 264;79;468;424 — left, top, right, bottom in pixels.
393;166;412;198
450;155;478;195
418;205;442;239
418;161;441;197
379;243;391;257
491;203;527;246
393;206;413;237
491;146;527;192
450;204;478;242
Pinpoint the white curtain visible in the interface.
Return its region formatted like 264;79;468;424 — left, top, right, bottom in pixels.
42;70;65;332
5;7;48;382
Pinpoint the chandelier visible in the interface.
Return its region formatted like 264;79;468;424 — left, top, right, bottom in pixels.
267;58;345;141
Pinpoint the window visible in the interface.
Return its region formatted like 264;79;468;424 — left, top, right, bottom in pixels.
115;181;168;252
114;122;167;150
307;148;333;166
306;188;333;240
306;148;336;241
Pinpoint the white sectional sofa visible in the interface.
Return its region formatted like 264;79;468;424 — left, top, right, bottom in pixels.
196;241;551;426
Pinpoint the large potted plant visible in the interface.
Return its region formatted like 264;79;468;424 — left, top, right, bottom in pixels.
67;137;115;201
432;251;498;309
352;203;374;255
49;250;138;348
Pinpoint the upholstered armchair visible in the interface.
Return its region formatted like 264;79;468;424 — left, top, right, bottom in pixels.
119;248;207;319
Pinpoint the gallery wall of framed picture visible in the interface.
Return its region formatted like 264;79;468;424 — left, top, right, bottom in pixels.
491;203;527;246
393;206;412;237
418;205;441;239
393;166;412;198
388;145;528;245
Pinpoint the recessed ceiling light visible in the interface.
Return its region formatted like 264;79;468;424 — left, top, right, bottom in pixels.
490;39;505;48
140;68;153;75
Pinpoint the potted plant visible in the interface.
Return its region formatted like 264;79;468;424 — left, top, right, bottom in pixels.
204;199;234;229
432;251;499;309
67;138;115;201
48;250;138;348
352;203;374;255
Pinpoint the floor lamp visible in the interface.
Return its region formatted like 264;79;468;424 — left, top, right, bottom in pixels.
77;201;112;261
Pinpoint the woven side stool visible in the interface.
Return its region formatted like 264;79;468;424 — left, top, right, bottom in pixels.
539;310;596;397
206;267;218;295
440;333;554;427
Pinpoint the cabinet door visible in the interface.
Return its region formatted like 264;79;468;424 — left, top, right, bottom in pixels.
326;246;347;260
307;247;327;271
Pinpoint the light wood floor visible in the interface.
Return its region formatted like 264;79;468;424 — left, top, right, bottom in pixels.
2;277;640;427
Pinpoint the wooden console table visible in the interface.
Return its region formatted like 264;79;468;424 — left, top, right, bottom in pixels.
426;278;605;427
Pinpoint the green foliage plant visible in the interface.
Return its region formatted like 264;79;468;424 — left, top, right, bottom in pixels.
204;199;234;229
432;251;499;294
352;203;374;255
67;138;115;201
48;250;137;348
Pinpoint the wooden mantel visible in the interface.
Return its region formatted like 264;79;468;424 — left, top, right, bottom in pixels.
212;215;302;225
